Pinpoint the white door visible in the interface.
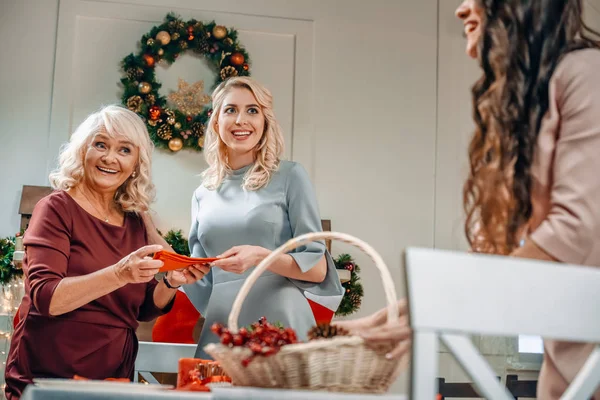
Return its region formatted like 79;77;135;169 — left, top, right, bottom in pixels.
49;0;313;231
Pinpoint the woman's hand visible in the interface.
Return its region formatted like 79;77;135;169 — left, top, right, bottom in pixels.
360;315;411;360
113;244;164;285
333;299;411;360
210;245;270;274
166;264;211;286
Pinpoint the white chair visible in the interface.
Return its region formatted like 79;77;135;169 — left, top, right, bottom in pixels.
404;247;600;400
134;341;197;383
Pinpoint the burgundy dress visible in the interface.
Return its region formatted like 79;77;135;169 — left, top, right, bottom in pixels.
4;191;173;399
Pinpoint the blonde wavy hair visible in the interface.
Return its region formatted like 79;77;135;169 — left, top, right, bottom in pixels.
49;104;155;213
202;77;285;191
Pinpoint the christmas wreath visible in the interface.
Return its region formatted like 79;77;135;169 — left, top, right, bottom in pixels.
334;254;364;317
120;13;251;152
0;234;23;286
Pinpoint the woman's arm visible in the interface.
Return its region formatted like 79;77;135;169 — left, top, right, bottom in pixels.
267;253;327;282
49;244;164;316
522;51;600;265
213;245;327;282
283;162;329;281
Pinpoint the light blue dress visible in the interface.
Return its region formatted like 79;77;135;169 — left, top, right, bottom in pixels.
183;161;344;359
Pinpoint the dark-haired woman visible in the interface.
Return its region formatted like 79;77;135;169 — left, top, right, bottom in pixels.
346;1;600;398
456;0;600;398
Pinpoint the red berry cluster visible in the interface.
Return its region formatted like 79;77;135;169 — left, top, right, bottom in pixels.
211;317;298;367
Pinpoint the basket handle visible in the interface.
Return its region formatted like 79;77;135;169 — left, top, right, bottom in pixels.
227;231;399;332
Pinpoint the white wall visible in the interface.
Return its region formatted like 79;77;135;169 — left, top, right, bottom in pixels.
2;0;600;394
0;0;59;234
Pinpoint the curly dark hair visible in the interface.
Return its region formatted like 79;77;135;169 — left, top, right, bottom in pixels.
464;0;600;254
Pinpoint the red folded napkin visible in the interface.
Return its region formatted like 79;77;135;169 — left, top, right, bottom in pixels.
73;375;130;383
153;250;217;272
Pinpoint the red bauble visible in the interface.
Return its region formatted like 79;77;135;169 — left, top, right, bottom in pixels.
143;54;155;67
186;116;192;122
242;63;249;71
149;105;161;121
230;52;245;66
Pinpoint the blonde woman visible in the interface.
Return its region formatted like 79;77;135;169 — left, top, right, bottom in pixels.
4;105;208;399
183;77;344;358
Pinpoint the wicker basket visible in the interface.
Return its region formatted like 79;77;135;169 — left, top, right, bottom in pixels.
204;231;402;393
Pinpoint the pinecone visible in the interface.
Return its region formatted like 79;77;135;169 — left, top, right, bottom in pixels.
144;94;156;106
168;20;185;32
349;292;362;309
220;66;238;80
191;122;205;137
165;109;176;125
157;124;173;140
194;39;210;54
126;67;144;81
307;323;349;341
126;95;143;113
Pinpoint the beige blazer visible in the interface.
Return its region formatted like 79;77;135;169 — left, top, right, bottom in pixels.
529;48;600;399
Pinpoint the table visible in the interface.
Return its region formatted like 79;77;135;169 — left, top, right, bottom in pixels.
21;385;407;400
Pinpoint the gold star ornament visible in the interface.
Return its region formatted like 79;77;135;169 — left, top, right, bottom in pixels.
168;78;211;116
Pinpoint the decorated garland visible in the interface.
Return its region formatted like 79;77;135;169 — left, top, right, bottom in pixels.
0;233;23;286
161;229;190;256
334;254;364;317
120;13;251;152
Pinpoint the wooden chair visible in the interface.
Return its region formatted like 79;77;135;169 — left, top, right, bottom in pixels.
404;247;600;400
505;374;537;399
437;377;486;398
437;376;502;399
18;185;53;231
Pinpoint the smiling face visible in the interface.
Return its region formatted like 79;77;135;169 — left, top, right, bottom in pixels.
456;0;484;59
83;132;139;194
215;87;265;167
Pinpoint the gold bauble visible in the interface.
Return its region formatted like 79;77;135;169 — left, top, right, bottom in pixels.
197;136;205;147
174;122;182;130
157;49;164;56
146;38;155;46
212;25;227;40
168;137;183;152
156;31;171;45
138;82;152;94
171;32;180;41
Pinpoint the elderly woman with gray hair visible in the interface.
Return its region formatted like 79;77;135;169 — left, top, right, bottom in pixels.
4;105;208;399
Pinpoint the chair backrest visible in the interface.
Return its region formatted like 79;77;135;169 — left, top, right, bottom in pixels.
404;247;600;400
134;341;197;383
